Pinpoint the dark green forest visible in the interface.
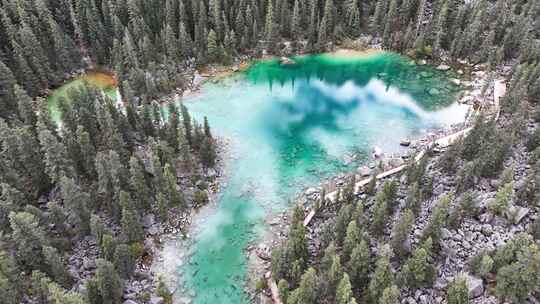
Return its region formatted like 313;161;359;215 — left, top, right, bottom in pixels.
0;0;539;303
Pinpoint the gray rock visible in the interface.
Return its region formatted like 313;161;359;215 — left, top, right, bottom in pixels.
419;295;432;304
466;274;484;298
143;214;155;228
479;213;493;224
150;296;164;304
123;300;138;304
82;258;96;270
358;166;372;177
506;205;530;224
400;139;411;147
437;64;451;71
428;88;440;96
305;187;319;197
148;225;159;236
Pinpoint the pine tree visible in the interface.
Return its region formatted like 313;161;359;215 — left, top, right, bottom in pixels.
38;128;73;184
287;268;319;304
95;259;122;304
434;0;450;52
447;277;469;304
317;17;328;52
129;156;150;211
347;239;370;288
380;285;400;304
60;176;91;235
42;246;72;287
76;125;96;178
121;205;144;243
180;103;193;146
343;220;361;261
398;242;435;289
0;250;21;304
12;42;41;96
336;273;356;304
201;137;217;168
0;61;18;118
322;0;335;40
391;209;414;259
14;85;37;128
164;163;183;209
368;246;394;304
113;244;134;278
327;255;343;298
422;194;451;245
9;211;47;270
292;0;301;40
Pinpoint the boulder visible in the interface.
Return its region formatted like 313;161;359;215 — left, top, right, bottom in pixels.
305;187;319;197
450;78;461;86
358;166;372;177
506;205;530;224
150;297;165;304
280;57;295;65
82;258;96;270
428;88;440;96
123;300;139;304
143;214;155;228
372;146;383;159
437;64;451;71
400;139;411;147
465;274;484;298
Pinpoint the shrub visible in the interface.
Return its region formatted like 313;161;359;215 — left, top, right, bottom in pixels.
380;285;400;304
470;251;493;278
194;190;209;207
398;246;435;289
405;182;421;214
456;162;477;193
531;216;540;240
422;194;452;245
255;277;268;292
447;277;469;304
156;277;173;304
499;166;515;186
448;191;478;229
526;128;540;151
277;279;289;303
440;138;463;173
488;182;513;216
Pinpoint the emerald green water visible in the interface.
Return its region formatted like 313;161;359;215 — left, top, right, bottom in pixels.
170;52;465;303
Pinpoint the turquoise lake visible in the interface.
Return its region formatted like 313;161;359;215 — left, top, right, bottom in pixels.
167;52;466;303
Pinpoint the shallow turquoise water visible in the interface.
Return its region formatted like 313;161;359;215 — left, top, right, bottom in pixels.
178;52;465;303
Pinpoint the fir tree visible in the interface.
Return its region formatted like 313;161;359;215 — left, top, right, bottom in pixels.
336;274;356;304
95;259;122;304
368;246;393;304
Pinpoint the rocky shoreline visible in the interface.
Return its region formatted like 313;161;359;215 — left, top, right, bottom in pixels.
245;54;514;303
129;45;508;304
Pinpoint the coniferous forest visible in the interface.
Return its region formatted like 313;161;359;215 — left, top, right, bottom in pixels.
0;0;539;303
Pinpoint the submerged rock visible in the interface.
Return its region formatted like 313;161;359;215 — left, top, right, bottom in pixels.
400;139;411;147
280;57;295;65
428;88;441;96
437;64;451;71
